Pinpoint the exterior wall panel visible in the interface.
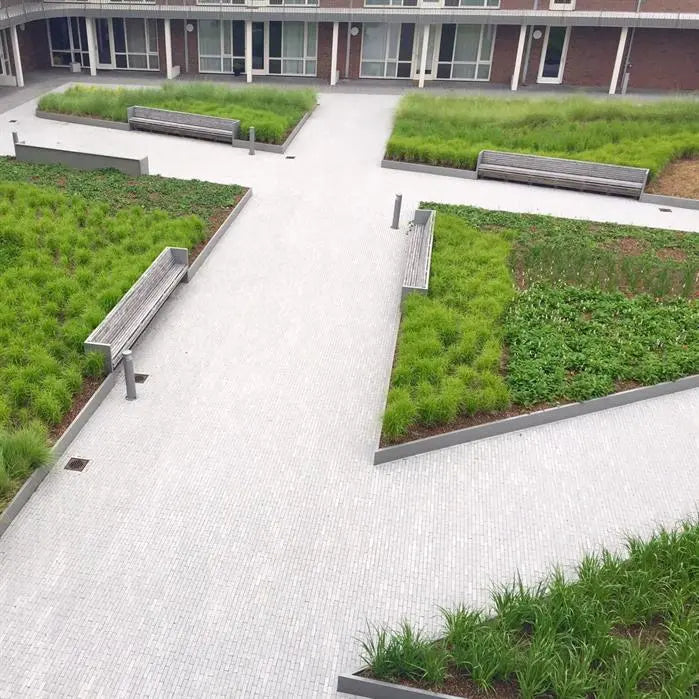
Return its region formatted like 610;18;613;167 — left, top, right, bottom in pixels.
628;28;699;91
489;24;518;84
563;26;618;87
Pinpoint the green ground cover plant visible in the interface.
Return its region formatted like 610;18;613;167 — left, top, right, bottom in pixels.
360;520;699;698
38;83;317;144
382;205;698;442
0;159;243;512
386;95;699;177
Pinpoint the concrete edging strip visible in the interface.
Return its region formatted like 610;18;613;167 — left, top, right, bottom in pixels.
639;192;699;211
188;188;253;279
15;142;148;176
337;674;456;699
381;159;477;180
36;110;132;130
36;106;315;154
0;372;117;539
374;375;699;465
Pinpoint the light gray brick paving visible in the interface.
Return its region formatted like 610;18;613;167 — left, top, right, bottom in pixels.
0;87;698;699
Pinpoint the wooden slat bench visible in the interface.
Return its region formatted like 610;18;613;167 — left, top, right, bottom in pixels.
127;106;240;143
402;208;435;299
85;247;189;372
476;150;649;199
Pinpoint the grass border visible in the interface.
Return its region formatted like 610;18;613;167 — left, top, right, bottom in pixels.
36;104;316;154
374;375;699;465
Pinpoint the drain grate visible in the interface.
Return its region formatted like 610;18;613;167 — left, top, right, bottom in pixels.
659;207;672;213
285;155;296;160
65;457;89;472
134;373;149;384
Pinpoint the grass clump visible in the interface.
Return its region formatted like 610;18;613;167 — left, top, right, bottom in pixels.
382;214;514;441
38;83;317;144
382;205;698;442
0;426;52;511
361;520;699;698
386;95;699;177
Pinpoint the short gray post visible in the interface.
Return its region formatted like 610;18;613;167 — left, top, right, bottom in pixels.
11;131;18;145
391;193;403;229
248;126;255;155
123;350;137;401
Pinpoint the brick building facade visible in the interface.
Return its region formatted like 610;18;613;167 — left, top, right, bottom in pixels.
0;1;696;91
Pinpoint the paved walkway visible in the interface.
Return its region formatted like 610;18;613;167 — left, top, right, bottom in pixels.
0;85;698;698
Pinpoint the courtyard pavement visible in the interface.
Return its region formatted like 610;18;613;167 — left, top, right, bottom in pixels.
0;84;698;698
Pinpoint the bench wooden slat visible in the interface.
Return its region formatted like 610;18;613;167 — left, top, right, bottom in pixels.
85;247;188;371
402;209;435;299
128;106;240;143
477;150;648;198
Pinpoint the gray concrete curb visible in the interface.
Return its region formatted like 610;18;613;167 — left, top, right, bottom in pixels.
36;106;316;154
337;674;456;699
36;110;132;130
374;375;699;465
0;372;117;539
15;142;148;176
381;159;477;180
639;192;699;211
187;188;252;280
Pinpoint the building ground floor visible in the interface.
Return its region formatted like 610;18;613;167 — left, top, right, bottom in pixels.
1;16;698;93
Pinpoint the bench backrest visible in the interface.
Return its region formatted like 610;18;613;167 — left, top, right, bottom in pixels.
129;106;239;132
478;150;649;185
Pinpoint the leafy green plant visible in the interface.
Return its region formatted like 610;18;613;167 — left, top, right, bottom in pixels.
0;425;52;509
386;94;699;178
38;83;317;144
361;520;699;697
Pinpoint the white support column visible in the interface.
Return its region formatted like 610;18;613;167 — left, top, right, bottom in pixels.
511;24;527;91
85;17;97;77
164;18;174;79
330;21;339;86
245;20;253;84
10;25;23;88
609;26;628;95
418;24;430;89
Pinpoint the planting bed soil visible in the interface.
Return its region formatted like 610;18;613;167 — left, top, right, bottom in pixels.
38;83;317;144
0;157;245;514
381;205;698;445
358;521;699;698
646;157;699;200
386;94;699;179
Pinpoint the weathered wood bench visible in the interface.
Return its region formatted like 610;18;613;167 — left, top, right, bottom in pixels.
85;247;189;372
127;106;240;143
402;208;435;299
476;150;648;199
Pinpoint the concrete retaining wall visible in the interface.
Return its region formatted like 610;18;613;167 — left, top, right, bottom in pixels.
640;192;699;211
381;159;478;180
15;142;149;176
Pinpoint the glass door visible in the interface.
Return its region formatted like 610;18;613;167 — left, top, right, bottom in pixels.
537;26;569;84
96;18;115;68
252;22;266;72
412;24;438;80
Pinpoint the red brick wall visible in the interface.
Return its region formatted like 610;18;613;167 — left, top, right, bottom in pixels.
170;19;186;72
317;22;333;81
17;21;51;73
348;24;361;79
522;25;544;85
156;19;167;75
627;29;699;91
490;25;519;85
186;19;199;74
563;26;618;87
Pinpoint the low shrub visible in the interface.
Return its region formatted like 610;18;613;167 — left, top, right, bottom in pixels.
38;83;317;144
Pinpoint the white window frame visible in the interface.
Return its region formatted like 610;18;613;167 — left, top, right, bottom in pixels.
197;19;246;73
537;25;570;84
270;22;317;77
113;18;159;71
434;23;496;81
410;23;438;80
359;23;412;79
46;17;90;68
549;0;575;9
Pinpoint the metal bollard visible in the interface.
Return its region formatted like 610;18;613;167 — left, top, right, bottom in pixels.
248;126;255;156
11;131;18;145
391;193;403;230
123;350;137;401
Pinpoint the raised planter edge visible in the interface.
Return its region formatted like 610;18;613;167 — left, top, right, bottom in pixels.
188;187;253;279
0;372;117;539
639;192;699;211
381;159;477;180
337;673;457;699
375;374;699;465
36;110;132;130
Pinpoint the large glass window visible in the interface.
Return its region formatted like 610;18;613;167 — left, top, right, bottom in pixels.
444;0;499;6
47;17;90;67
110;18;159;70
269;22;317;76
436;24;495;81
360;23;413;79
198;20;245;73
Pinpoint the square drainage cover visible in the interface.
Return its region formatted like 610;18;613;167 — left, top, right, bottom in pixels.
65;457;89;472
659;207;672;213
134;373;149;384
